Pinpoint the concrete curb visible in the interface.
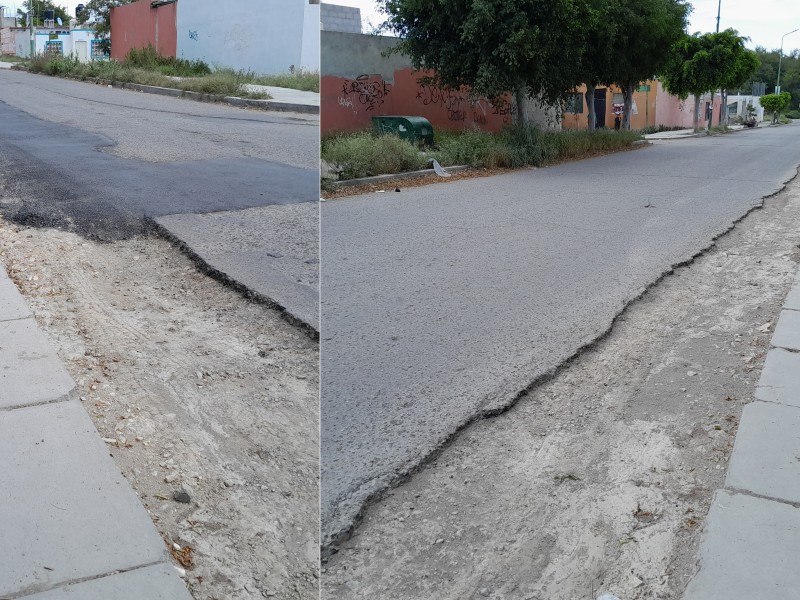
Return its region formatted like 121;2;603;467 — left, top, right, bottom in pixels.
107;81;319;115
330;165;473;188
683;267;800;599
8;68;319;114
0;265;190;599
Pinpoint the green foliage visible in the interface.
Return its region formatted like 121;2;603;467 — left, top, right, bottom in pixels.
760;91;792;123
382;0;590;121
322;127;642;179
751;47;800;109
662;30;755;101
321;133;428;180
17;1;70;27
661;29;759;130
435;127;643;169
785;109;800;119
604;0;690;129
252;69;320;93
124;45;211;77
436;127;643;168
80;0;136;53
25;54;270;99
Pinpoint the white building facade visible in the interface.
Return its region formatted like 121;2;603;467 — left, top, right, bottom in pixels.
175;0;320;74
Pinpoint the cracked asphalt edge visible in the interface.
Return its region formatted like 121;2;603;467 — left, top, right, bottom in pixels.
321;165;800;556
146;217;319;340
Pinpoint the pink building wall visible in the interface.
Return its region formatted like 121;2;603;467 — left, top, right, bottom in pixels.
654;81;722;129
109;0;177;62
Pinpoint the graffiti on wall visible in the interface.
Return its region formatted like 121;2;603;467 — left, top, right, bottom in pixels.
490;97;516;125
340;74;392;112
416;85;470;121
415;83;516;124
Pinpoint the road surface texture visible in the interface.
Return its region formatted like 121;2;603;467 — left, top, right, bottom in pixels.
0;69;318;328
321;124;800;548
321;151;800;598
0;71;319;598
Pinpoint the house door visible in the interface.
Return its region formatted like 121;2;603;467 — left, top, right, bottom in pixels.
594;88;606;128
75;41;88;63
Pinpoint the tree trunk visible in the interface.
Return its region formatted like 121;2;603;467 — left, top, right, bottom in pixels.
720;90;728;127
621;83;634;131
693;95;701;131
514;88;528;127
586;82;596;131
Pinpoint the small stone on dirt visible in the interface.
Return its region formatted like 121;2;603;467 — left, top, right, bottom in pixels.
173;488;192;504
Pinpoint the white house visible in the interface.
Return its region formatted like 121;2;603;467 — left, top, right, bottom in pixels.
14;26;104;61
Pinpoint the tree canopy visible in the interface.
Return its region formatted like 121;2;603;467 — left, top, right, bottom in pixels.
80;0;136;53
381;0;590;123
16;1;70;27
750;47;800;108
760;91;792;123
661;29;759;130
382;0;689;128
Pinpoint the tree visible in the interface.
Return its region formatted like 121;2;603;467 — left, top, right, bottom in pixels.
81;0;136;54
381;0;590;125
17;1;70;27
760;91;792;124
606;0;690;130
715;32;759;127
752;47;800;109
577;0;618;130
574;0;689;131
661;30;759;131
661;34;716;131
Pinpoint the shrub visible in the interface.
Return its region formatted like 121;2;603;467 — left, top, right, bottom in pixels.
432;126;641;169
123;44;210;77
321;133;428;179
252;68;320;93
785;109;800;119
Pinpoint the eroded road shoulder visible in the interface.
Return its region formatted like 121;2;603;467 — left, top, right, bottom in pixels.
0;222;319;600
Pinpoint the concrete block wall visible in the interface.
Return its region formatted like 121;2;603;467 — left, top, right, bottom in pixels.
321;3;361;34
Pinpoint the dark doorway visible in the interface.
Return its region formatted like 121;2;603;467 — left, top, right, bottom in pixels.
594;88;606;128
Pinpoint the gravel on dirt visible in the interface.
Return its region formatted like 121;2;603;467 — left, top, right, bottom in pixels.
0;221;319;600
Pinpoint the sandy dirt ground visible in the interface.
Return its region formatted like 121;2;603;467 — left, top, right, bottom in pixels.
0;222;319;600
321;176;800;600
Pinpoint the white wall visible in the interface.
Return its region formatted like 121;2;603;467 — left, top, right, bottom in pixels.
301;2;320;71
176;0;316;75
35;31;71;55
16;29;31;57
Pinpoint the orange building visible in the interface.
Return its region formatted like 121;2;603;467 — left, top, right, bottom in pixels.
561;81;722;131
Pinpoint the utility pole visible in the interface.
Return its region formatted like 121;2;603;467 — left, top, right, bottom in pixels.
776;28;799;95
29;3;34;58
716;0;721;32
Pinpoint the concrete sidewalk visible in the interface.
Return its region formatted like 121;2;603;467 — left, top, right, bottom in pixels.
0;266;190;598
683;266;800;599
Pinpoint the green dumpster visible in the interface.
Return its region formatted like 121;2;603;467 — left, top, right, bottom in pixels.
371;116;434;146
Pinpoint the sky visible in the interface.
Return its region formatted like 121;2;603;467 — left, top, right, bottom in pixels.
333;0;800;54
4;0;799;54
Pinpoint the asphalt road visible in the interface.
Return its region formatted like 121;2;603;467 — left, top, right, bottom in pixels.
320;124;800;546
0;70;318;324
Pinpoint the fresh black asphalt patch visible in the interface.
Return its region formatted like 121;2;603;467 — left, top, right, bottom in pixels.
0;100;317;241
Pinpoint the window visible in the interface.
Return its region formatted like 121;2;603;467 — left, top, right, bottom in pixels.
90;40;107;59
564;93;584;114
45;40;62;56
612;92;625;105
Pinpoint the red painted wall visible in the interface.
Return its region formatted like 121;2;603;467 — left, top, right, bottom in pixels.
322;68;515;136
110;0;177;61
